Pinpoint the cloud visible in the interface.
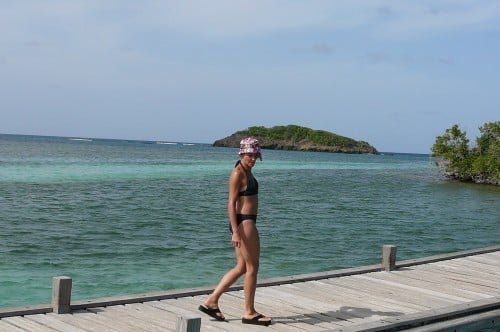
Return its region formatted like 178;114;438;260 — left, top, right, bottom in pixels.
375;1;500;37
3;1;500;50
139;1;500;40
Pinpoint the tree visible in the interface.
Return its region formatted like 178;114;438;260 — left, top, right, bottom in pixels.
471;122;500;184
432;122;500;185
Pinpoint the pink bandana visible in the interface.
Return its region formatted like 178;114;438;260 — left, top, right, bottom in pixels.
238;137;262;160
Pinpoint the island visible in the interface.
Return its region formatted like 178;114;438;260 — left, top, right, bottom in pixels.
213;125;379;154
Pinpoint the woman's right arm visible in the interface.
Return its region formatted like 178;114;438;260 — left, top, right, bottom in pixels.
228;169;241;246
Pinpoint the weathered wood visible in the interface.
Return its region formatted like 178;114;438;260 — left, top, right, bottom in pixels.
176;315;201;332
0;316;59;332
403;308;500;331
0;319;30;332
104;303;177;330
52;276;72;314
395;244;500;269
0;304;52;318
369;269;490;301
27;314;87;332
86;306;167;332
382;245;397;271
50;310;124;332
328;296;500;332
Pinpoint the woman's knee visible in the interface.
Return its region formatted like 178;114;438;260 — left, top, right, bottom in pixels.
245;262;259;277
233;262;246;276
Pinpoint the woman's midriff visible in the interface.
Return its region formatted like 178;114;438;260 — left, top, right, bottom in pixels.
236;195;258;215
230;196;258;233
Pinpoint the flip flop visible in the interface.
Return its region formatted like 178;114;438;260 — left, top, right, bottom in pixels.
198;305;226;321
242;314;272;326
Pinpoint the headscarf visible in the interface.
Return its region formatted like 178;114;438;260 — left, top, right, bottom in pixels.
238;137;262;160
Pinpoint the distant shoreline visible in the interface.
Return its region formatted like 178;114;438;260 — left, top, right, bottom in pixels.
0;133;430;155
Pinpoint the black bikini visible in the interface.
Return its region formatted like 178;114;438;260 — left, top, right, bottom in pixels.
230;161;258;233
234;160;259;197
238;173;258;197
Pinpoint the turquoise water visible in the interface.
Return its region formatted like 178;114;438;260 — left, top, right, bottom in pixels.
1;134;499;308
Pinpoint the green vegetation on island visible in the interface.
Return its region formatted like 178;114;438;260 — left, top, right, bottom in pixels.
213;125;379;154
432;121;500;185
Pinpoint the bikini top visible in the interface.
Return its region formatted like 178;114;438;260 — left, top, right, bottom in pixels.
235;161;258;196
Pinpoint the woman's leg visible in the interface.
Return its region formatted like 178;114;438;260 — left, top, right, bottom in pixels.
203;242;246;314
238;220;270;323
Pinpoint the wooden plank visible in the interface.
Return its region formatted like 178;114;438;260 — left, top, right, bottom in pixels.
436;258;500;276
362;270;488;301
226;289;330;332
416;263;500;288
403;308;500;331
276;282;410;329
354;274;472;303
171;297;257;332
0;320;29;332
381;270;492;300
402;266;496;293
48;310;123;332
318;278;429;312
395;245;500;270
86;306;165;332
146;299;242;332
328;296;500;332
333;275;451;309
26;314;88;332
212;289;302;332
444;259;500;276
257;285;364;326
104;303;177;331
465;254;500;266
0;304;52;319
281;281;417;315
191;290;313;332
225;288;328;331
0;316;60;332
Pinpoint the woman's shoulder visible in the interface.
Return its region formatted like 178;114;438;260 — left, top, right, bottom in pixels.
231;166;244;178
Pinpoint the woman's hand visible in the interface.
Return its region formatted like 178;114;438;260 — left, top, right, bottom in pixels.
231;231;241;248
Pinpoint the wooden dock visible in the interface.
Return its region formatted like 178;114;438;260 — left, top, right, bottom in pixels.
1;245;499;331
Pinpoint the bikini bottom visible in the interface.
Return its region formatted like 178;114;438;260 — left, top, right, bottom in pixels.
229;214;257;233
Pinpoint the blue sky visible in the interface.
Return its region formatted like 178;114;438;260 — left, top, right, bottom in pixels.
1;1;499;153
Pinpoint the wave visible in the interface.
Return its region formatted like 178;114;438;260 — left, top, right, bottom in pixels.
156;141;177;145
69;138;92;142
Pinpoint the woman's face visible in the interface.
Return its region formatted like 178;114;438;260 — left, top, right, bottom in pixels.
241;153;258;168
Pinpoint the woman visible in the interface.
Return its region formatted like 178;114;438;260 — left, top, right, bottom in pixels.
199;137;272;326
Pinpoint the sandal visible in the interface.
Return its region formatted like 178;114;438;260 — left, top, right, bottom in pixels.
242;314;271;326
198;304;226;321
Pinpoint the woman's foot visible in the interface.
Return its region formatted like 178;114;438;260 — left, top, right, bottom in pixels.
242;313;272;326
198;304;226;321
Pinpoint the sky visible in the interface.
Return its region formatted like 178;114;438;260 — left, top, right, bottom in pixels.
1;1;499;153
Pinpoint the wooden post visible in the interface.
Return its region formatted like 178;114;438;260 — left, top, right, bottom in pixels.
176;315;201;332
52;276;72;314
382;245;397;271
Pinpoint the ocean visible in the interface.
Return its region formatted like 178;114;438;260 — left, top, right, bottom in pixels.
1;134;499;309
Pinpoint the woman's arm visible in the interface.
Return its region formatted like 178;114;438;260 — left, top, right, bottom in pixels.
228;169;241;246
